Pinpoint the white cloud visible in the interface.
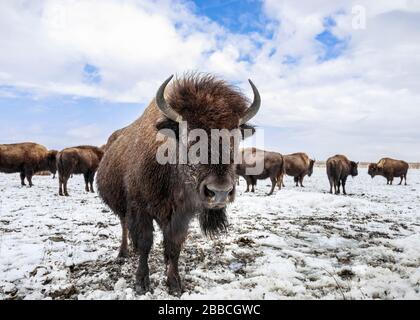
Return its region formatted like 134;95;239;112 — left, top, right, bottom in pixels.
1;0;420;160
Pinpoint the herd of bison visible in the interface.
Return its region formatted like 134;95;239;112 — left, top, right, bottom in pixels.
0;74;411;296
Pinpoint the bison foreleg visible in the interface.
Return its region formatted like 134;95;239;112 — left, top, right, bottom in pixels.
20;172;26;186
299;176;304;187
83;173;90;192
163;234;185;297
129;210;153;295
24;168;34;187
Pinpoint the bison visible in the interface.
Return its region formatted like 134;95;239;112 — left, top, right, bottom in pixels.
326;154;358;195
0;142;57;187
96;74;260;295
277;152;315;188
236;147;284;195
57;145;104;196
368;158;408;185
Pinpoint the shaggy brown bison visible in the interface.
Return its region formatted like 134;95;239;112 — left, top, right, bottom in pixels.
277;152;315;188
236;147;284;195
57;146;104;196
0;142;57;187
326;154;358;195
368;158;408;185
96;74;260;295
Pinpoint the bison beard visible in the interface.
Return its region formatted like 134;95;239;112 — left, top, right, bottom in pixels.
199;208;228;238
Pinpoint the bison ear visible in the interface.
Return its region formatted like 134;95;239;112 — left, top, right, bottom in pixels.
156;117;180;140
240;123;256;139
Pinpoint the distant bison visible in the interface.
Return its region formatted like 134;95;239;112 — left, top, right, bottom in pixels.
277;152;315;188
96;74;260;295
326;154;358;195
0;142;57;187
368;158;408;185
236;147;284;195
57;146;104;196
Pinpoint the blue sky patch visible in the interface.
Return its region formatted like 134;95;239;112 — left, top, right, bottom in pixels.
83;64;102;84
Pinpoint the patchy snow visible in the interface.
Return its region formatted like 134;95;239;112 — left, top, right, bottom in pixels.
0;168;419;300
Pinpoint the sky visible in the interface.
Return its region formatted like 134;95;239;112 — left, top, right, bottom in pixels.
1;0;420;161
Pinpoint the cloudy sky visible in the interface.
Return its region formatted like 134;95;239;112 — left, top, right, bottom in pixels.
1;0;420;161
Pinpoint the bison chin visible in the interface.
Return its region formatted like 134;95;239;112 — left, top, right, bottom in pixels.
199;208;228;238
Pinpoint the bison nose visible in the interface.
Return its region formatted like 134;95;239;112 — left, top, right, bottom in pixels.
202;183;234;208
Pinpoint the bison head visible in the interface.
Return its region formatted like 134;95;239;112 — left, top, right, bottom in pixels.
308;159;316;177
367;163;378;178
155;74;260;236
350;161;359;177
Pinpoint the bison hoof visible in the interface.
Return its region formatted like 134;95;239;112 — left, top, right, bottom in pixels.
135;276;152;295
116;250;129;263
167;276;183;297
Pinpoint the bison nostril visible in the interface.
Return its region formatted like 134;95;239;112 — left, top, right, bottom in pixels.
204;185;215;198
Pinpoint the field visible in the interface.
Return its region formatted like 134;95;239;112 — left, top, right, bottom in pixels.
0;168;419;300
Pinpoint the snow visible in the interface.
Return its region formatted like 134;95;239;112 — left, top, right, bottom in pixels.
0;168;419;300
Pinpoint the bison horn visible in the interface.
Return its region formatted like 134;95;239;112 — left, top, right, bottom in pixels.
156;75;183;123
239;79;261;125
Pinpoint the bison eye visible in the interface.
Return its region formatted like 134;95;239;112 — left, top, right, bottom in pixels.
204;185;215;198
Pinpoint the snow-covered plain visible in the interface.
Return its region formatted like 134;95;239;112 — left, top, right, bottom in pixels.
0;168;419;300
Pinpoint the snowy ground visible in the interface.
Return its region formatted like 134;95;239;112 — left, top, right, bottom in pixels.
0;168;419;300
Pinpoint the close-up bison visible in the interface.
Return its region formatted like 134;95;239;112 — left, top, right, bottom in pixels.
1;0;420;304
0;142;57;187
96;74;261;295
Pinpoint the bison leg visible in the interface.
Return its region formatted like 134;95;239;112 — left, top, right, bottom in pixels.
294;176;299;187
299;176;304;187
89;172;95;193
163;233;186;296
63;176;70;196
244;176;252;192
267;177;276;195
129;210;153;295
24;168;34;187
398;176;403;185
58;176;63;196
117;216;129;261
20;172;26;186
84;173;90;192
404;174;407;185
335;180;341;194
342;178;347;195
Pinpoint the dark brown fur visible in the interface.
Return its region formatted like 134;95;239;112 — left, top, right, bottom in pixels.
96;74;256;296
236;147;284;195
57;145;104;196
326;154;358;195
368;158;408;185
0;142;57;187
277;152;315;188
